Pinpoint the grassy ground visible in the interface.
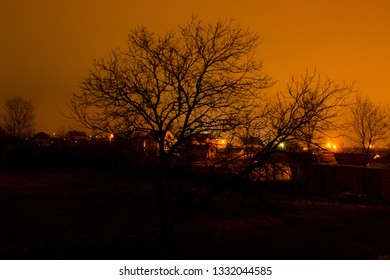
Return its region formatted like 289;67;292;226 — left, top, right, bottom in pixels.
0;166;389;260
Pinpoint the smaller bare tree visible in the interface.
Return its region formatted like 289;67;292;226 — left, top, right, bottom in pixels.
240;71;353;179
2;96;35;139
349;95;389;166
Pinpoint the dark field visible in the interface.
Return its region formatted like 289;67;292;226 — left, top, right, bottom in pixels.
1;166;389;260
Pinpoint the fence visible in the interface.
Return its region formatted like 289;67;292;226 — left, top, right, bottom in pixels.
301;164;390;199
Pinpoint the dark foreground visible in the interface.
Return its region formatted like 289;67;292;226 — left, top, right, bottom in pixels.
0;166;389;260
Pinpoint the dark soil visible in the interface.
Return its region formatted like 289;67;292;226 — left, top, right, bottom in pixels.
1;166;389;260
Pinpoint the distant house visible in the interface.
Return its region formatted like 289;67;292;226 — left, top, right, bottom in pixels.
129;131;177;156
183;133;217;165
268;151;318;182
241;136;264;150
230;136;263;158
66;131;89;143
131;133;159;155
317;152;337;165
32;132;52;147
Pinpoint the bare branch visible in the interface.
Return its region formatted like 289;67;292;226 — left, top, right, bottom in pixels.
70;16;272;163
239;70;354;178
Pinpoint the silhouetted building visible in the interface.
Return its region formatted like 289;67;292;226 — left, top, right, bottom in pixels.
66;131;89;143
317;152;337;165
183;133;217;165
32;132;52;147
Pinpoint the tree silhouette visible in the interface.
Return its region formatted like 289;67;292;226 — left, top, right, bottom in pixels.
349;95;389;166
71;16;272;166
70;17;274;253
2;96;35;139
239;71;353;179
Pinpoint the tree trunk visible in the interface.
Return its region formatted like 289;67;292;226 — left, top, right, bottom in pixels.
153;153;180;257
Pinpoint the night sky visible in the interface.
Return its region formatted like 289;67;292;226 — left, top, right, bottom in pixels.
1;0;389;134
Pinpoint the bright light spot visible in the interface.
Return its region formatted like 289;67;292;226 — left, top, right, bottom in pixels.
218;139;227;147
374;154;380;159
325;142;337;151
109;133;114;143
217;138;227;149
279;142;285;149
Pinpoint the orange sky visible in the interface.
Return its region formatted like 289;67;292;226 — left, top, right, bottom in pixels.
1;0;389;133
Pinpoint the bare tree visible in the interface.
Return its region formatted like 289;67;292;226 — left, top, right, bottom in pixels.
349;95;389;166
70;16;272;166
3;96;35;139
70;17;275;254
240;71;353;179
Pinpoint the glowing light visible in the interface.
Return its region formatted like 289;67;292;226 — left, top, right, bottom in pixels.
218;139;227;147
279;142;285;149
325;142;337;152
109;133;114;143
